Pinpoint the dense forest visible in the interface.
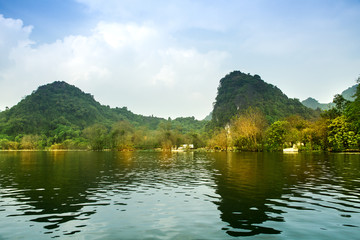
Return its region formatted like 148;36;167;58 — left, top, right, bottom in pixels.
0;72;359;152
0;81;207;150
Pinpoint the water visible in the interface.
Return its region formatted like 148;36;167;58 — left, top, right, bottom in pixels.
0;151;359;239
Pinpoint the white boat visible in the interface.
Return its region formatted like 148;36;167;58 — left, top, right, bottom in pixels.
283;147;298;153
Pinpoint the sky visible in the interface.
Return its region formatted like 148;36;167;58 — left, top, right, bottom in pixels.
0;0;359;119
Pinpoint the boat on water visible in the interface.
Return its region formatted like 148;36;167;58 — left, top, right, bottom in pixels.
283;147;299;153
283;143;300;153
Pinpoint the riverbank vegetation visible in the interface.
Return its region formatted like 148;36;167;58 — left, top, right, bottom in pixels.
0;73;359;152
208;79;360;152
0;118;208;151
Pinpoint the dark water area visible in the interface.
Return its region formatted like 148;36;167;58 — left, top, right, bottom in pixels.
0;151;359;239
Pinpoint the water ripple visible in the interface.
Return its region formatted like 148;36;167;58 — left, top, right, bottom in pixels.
0;151;360;239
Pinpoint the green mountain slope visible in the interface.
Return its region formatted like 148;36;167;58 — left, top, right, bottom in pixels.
0;81;161;135
301;97;334;110
0;81;207;138
341;84;358;101
211;71;318;126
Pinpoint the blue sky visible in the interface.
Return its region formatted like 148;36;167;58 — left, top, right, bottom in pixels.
0;0;359;119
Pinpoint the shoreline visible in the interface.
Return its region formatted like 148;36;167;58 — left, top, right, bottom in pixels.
1;149;360;154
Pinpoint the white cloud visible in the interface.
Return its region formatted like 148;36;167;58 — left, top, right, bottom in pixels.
95;21;156;49
0;15;228;119
152;65;175;87
0;15;33;69
2;1;360;117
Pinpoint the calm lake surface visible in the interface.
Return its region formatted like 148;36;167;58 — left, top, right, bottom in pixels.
0;151;359;239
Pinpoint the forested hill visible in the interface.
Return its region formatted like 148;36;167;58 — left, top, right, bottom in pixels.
0;81;167;135
301;97;333;110
211;71;318;126
301;84;358;110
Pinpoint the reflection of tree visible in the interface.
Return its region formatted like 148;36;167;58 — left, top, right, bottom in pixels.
0;151;201;237
210;152;360;237
1;151;359;238
210;152;287;236
0;151;136;237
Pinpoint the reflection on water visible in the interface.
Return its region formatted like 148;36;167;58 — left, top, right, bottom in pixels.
0;151;359;239
213;153;285;236
212;152;360;239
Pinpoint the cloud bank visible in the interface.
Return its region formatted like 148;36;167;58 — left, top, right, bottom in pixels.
0;14;228;119
1;0;360;119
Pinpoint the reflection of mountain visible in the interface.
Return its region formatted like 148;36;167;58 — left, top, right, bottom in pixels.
0;151;136;237
210;152;360;237
0;151;202;238
210;152;285;236
1;152;359;239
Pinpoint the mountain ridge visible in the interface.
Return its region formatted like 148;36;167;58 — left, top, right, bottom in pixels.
0;81;166;135
1;73;354;138
211;71;318;126
301;84;358;110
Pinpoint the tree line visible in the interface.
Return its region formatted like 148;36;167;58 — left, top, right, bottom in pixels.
0;119;207;151
208;77;360;152
1;78;359;152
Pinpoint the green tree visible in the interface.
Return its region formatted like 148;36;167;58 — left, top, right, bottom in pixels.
20;135;42;149
265;121;289;151
333;94;349;113
186;132;206;148
207;128;230;151
345;76;360;132
327;116;359;151
83;124;108;150
0;139;9;150
231;108;267;151
300;118;329;150
323;94;350;120
157;121;183;151
110;121;135;151
51;125;81;144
